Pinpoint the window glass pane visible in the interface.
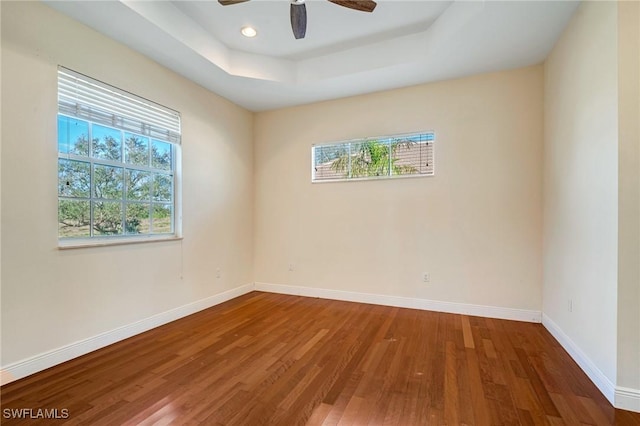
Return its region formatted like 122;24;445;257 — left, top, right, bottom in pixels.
92;124;122;161
151;140;172;171
94;164;123;200
58;159;90;198
313;143;349;180
152;204;172;234
125;203;150;235
58;200;90;238
125;133;149;166
93;201;123;235
126;169;151;201
391;137;422;176
153;173;173;202
58;115;89;156
352;140;391;177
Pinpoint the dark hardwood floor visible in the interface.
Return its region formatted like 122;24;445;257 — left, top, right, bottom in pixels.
1;291;639;425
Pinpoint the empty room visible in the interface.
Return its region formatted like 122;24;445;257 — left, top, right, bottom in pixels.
1;0;639;424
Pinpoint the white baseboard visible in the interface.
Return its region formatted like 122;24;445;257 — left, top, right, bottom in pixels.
0;283;254;386
616;386;640;413
254;282;542;323
541;314;616;404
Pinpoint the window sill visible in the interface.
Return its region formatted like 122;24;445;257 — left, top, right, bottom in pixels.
312;172;434;184
58;235;182;250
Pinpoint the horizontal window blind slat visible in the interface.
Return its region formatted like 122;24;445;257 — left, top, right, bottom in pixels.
58;67;181;145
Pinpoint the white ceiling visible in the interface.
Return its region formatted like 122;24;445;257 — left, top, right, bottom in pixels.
172;1;453;59
44;0;579;112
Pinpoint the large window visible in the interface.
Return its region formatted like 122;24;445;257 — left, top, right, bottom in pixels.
57;67;181;245
312;132;434;182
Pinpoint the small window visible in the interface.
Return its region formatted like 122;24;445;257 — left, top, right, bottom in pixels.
57;67;181;245
312;132;434;182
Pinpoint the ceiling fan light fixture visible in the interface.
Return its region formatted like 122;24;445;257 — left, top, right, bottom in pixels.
241;26;257;38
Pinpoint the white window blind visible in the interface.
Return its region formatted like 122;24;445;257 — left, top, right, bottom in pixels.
312;132;434;182
58;67;181;144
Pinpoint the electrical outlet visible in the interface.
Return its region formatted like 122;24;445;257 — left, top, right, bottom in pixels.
216;268;221;279
568;299;573;312
288;263;295;272
423;272;430;283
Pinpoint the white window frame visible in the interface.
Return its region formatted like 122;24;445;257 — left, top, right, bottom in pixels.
311;131;435;183
57;67;182;248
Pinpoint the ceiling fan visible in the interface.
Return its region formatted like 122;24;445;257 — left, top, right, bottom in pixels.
218;0;377;39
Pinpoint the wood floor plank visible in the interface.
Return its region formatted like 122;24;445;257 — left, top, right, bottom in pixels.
444;340;460;425
514;346;563;418
1;292;638;425
306;402;333;426
465;346;494;425
549;393;583;425
461;315;475;349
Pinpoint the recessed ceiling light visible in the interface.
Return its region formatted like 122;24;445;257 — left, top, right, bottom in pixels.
241;26;257;38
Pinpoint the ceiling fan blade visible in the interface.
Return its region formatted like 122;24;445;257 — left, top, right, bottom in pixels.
290;2;307;40
327;0;376;13
218;0;250;5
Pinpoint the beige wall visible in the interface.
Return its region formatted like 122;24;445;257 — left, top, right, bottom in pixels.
254;66;543;311
617;0;640;397
0;2;253;366
543;1;619;384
